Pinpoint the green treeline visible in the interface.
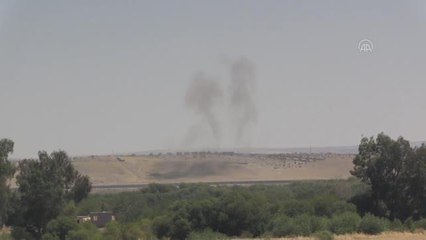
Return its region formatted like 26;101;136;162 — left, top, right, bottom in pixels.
70;179;426;239
78;180;369;239
27;179;426;240
2;133;426;240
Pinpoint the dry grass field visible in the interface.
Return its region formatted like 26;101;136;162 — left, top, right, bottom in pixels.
267;231;426;240
72;152;354;185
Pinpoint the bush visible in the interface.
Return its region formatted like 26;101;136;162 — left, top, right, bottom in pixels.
45;216;79;240
271;214;314;237
404;218;415;232
134;219;155;240
358;214;385;234
414;218;426;230
11;227;34;240
66;222;102;240
103;221;122;240
187;229;228;240
271;216;297;237
312;230;334;240
170;217;191;240
41;233;60;240
0;233;12;240
389;219;405;231
281;200;314;217
122;222;146;240
293;215;313;236
152;216;171;239
330;201;357;215
330;212;361;234
312;196;339;217
310;216;330;233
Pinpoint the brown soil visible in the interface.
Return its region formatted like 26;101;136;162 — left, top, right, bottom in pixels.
72;152;354;185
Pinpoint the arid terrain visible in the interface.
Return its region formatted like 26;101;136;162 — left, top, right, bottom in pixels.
266;231;426;240
72;151;355;186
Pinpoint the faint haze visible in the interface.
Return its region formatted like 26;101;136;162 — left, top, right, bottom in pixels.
1;0;426;158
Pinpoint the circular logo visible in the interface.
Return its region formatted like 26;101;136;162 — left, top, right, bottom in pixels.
358;39;374;53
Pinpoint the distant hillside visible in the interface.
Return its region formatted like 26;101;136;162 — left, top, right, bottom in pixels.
73;152;355;186
131;141;426;156
132;146;359;156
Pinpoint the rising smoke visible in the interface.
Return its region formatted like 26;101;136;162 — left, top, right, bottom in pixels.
184;57;257;146
184;73;223;144
229;57;257;143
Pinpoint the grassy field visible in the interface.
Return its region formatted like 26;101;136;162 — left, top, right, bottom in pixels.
72;152;354;185
253;231;426;240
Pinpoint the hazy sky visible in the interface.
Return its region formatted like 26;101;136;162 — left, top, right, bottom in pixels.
1;0;426;158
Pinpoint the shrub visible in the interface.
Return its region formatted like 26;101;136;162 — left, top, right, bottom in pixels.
152;216;171;239
45;216;79;240
239;231;253;238
135;219;156;240
293;215;313;236
260;231;273;239
271;216;297;237
414;218;426;230
311;196;339;217
41;233;60;240
0;233;12;240
310;216;330;233
404;218;415;232
66;222;102;240
122;222;151;240
330;201;357;215
271;215;326;237
187;229;228;240
282;200;314;217
220;191;269;236
103;221;122;240
312;230;334;240
61;202;77;217
389;219;405;231
170;217;191;240
330;212;361;234
11;227;34;240
358;214;385;234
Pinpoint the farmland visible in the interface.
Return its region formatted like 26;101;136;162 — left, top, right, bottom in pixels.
271;231;426;240
72;152;354;187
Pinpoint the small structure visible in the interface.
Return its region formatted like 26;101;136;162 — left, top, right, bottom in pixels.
90;211;116;228
76;216;91;224
77;211;116;228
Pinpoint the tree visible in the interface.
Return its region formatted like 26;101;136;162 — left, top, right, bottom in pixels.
13;151;91;239
271;215;296;237
329;212;361;234
71;175;91;203
215;191;268;236
152;216;171;239
66;222;101;240
103;221;123;240
44;216;78;240
351;133;426;220
404;145;426;218
0;139;15;226
358;213;385;235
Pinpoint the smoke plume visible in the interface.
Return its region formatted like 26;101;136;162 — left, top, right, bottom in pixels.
229;57;257;143
183;57;257;146
184;73;223;143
